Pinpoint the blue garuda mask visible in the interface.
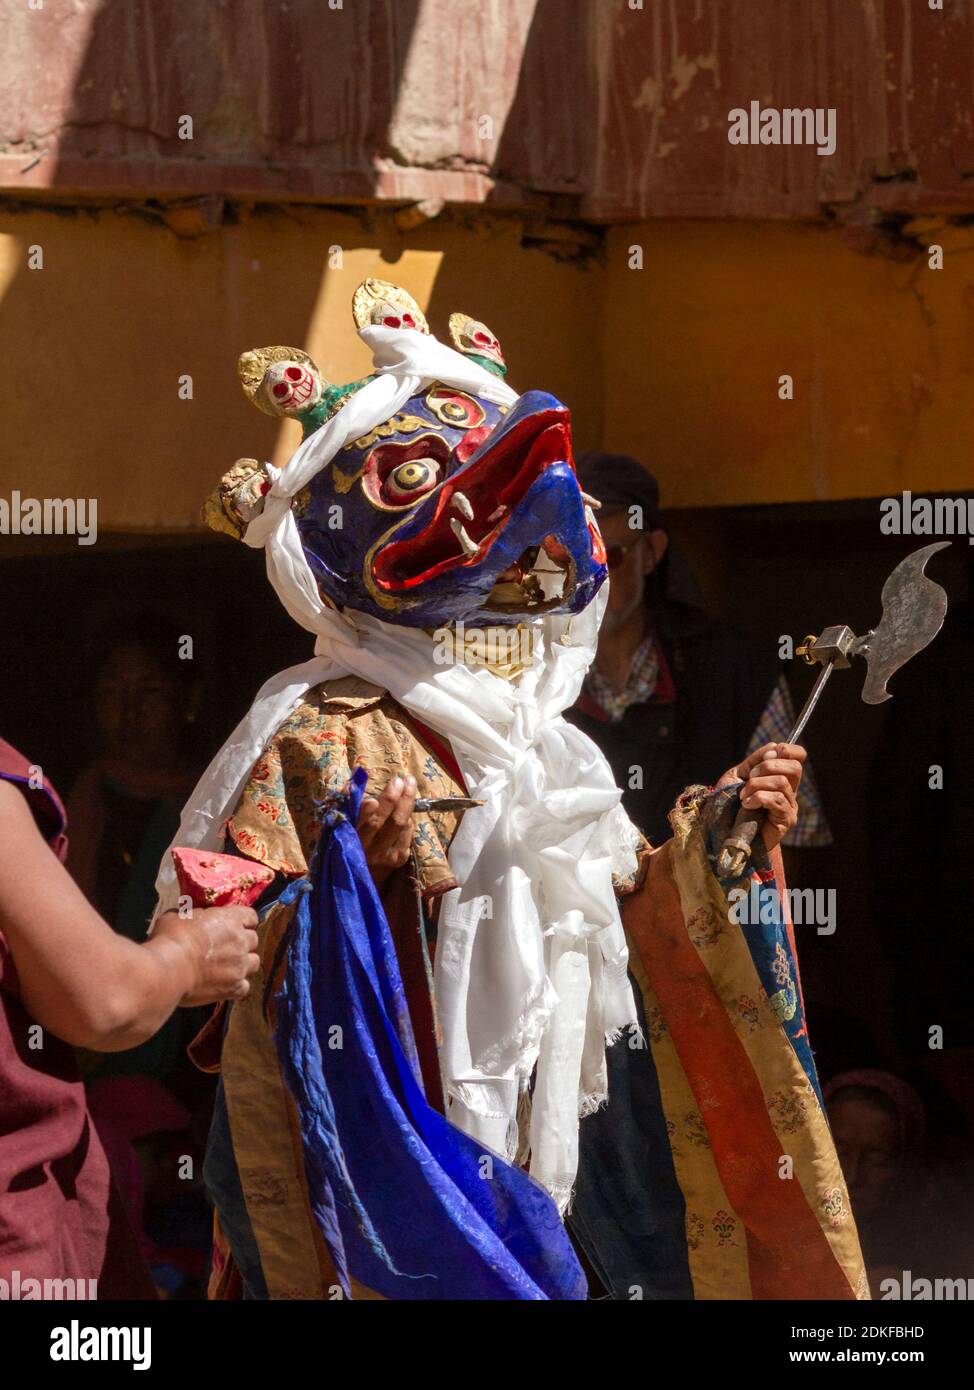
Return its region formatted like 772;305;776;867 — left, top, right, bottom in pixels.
205;278;608;631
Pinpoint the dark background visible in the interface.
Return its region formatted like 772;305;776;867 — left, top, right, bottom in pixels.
4;498;970;1069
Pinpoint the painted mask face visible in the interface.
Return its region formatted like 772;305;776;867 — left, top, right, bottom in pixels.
296;383;607;629
369;300;423;332
258;359;323;417
220;281;608;631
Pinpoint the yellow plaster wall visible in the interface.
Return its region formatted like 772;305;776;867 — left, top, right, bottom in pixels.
602;221;974;508
2;208;972;531
0;207;602;530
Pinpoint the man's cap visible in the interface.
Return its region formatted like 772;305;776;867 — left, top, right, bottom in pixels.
575;452;662;530
576;450;708;617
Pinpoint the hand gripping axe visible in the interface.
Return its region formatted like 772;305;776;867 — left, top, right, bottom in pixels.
716;541;951;878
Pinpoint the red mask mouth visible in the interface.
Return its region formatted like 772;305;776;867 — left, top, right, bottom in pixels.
372;406;578;593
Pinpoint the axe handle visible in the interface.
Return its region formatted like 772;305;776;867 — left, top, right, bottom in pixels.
716;810;764;879
716;661;835;878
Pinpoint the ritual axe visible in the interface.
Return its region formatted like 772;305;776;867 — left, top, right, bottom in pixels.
716;541;951;878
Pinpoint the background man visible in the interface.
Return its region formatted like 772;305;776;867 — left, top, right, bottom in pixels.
568;452;830;852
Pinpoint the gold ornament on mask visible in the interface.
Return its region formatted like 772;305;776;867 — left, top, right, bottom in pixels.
350;413;441;450
351;278;429;334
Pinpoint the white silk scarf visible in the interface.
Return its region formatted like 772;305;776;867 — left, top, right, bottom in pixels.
154;325;639;1211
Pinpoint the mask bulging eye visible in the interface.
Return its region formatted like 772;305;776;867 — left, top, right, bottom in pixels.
385;458;439;500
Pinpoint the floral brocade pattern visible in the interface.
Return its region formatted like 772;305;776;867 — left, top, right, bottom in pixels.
228;675;466;896
766;1085;812;1136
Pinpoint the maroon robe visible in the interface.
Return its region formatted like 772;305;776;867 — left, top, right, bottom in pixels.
0;737;155;1298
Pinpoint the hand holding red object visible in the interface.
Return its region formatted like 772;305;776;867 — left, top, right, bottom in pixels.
160;848;269;1006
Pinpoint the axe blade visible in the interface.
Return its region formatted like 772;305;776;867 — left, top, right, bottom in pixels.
860;541;951;705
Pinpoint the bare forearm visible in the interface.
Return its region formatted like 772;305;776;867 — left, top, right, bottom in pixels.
8;909;205;1050
0;781;203;1048
67;931;202;1051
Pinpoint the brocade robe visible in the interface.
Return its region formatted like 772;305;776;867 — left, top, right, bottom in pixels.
193;677;866;1300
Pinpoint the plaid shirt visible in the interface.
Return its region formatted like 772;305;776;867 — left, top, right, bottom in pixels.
584;634;660;723
583;642;832;848
746;672;832;847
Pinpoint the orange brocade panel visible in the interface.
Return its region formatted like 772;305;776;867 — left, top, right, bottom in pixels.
623;840;866;1301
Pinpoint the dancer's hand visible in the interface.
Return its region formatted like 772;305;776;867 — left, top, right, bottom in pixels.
717;743;806;850
357;773;417;890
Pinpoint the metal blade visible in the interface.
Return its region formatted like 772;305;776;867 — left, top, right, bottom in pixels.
412;796;485;813
858;541;950;705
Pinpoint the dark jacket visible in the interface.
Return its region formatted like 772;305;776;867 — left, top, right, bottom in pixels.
567;572;781;846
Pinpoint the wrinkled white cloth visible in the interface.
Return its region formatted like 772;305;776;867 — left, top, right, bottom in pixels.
153;325;639;1211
